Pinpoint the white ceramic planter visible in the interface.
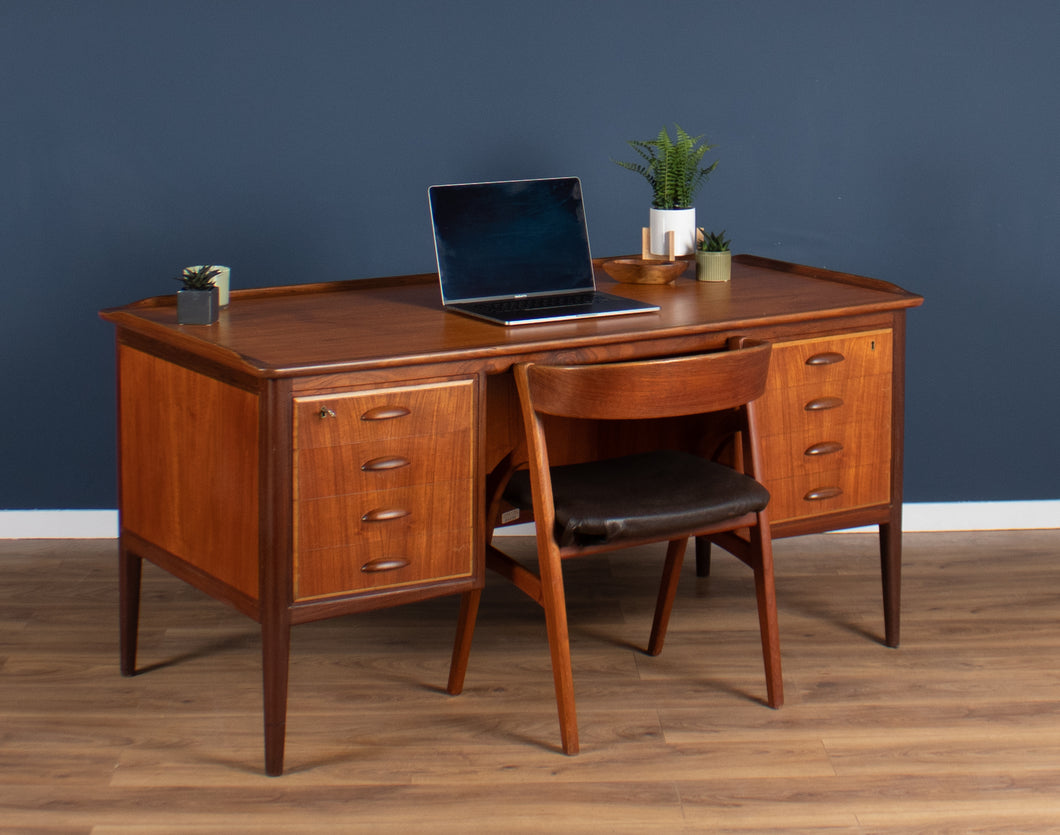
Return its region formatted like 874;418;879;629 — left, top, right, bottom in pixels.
187;265;230;306
649;208;697;256
212;265;230;306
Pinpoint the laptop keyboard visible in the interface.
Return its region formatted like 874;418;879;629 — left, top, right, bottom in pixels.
465;293;595;315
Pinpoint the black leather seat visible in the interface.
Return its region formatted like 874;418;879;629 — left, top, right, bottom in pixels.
504;449;770;547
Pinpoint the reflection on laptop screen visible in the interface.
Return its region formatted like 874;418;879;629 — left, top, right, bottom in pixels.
430;178;595;303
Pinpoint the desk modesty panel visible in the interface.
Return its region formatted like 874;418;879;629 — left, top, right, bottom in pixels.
100;254;922;775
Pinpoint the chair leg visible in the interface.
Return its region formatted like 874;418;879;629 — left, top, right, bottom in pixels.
647;538;688;656
447;589;482;696
537;547;579;754
750;525;783;709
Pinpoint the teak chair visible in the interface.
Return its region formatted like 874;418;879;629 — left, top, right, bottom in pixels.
447;337;782;754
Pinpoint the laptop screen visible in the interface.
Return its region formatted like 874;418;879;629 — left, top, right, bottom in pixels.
429;177;596;304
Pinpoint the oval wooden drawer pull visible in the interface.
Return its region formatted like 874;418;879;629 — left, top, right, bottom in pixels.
360;557;411;574
361;455;411;471
805;396;844;411
361;406;411;421
804;486;843;501
361;507;411;523
806;352;845;366
805;441;843;457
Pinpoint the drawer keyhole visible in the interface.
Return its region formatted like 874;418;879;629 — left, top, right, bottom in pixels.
318;407;337;419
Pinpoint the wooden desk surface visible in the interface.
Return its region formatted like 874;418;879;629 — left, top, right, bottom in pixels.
101;255;922;378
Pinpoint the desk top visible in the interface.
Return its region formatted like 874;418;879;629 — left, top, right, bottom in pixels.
101;255;922;379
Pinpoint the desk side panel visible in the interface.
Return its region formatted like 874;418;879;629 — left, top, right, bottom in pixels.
118;345;260;600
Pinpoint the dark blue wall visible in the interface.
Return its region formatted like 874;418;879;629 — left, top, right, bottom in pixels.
2;0;1058;508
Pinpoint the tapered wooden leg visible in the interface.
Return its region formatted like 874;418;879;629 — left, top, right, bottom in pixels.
647;538;688;656
447;589;482;695
118;544;142;677
537;547;579;755
751;526;783;709
261;615;291;777
880;520;901;648
694;535;712;577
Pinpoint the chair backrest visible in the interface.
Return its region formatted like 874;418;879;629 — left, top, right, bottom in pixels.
515;338;772;423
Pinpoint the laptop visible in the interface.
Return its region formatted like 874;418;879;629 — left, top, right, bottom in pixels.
429;177;660;326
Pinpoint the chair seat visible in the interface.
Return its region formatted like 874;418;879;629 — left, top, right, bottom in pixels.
505;449;770;547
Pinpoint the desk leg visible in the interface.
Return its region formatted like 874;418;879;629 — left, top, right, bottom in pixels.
879;520;901;648
694;537;712;577
119;543;142;676
261;615;291;777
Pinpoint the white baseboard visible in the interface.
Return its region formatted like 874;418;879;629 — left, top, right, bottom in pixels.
898;501;1058;533
0;510;120;539
0;502;1054;540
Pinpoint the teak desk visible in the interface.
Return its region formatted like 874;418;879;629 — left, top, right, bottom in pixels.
100;255;922;775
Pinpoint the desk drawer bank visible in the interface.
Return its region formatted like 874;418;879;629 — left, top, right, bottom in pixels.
100;254;921;774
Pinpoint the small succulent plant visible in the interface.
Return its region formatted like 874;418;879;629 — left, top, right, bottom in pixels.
174;265;221;291
697;229;731;252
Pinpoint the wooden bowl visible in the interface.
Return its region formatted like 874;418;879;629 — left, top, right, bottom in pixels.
602;258;687;285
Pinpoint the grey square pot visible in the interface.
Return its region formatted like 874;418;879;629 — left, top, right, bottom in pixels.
177;287;220;324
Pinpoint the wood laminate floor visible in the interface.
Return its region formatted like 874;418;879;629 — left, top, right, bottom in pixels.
1;530;1058;833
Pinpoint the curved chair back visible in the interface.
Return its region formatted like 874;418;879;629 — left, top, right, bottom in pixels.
517;338;771;422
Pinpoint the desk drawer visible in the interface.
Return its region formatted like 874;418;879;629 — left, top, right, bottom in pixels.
295;523;473;599
761;418;890;481
758;375;892;439
766;465;891;522
296;483;472;552
295;429;472;500
764;329;892;386
295;379;473;449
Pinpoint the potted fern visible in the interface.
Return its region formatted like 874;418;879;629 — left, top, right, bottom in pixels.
174;265;221;324
695;229;732;282
614;124;717;256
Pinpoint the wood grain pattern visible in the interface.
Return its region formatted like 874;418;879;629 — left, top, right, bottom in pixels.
294;430;473;499
100;258;922;379
294;380;473;449
293;505;474;600
2;530;1058;832
757;331;893;522
117;345;261;600
293;377;477;601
